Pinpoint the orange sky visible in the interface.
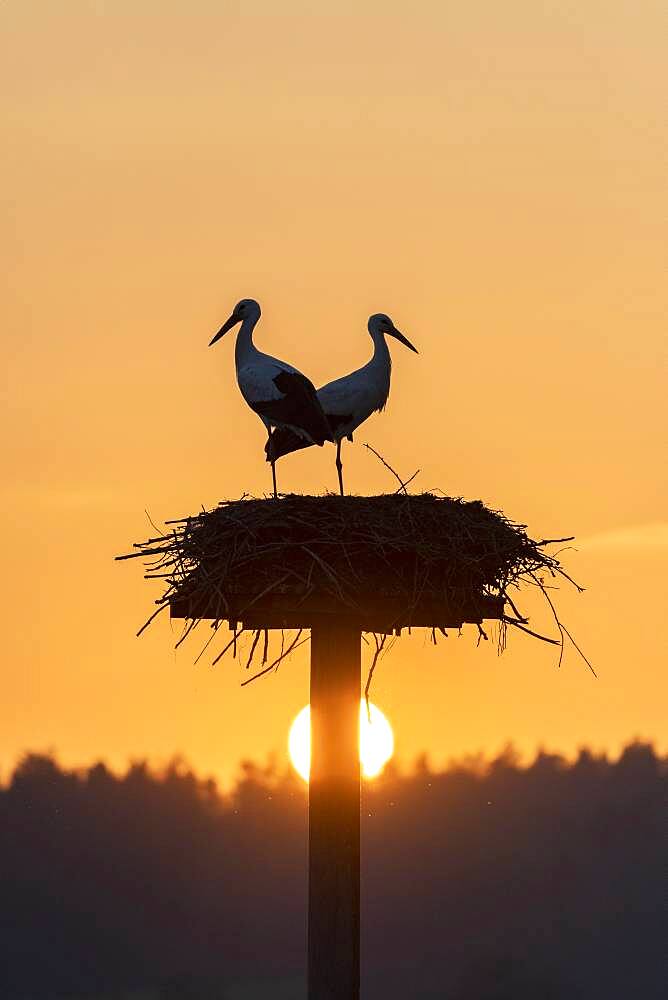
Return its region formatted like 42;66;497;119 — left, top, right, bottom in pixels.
1;1;666;786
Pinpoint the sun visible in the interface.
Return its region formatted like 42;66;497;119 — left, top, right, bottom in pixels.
288;700;394;782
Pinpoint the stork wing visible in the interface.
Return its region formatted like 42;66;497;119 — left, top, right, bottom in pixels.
253;369;333;447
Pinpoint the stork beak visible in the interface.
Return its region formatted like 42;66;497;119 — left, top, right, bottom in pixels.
388;325;418;354
208;312;239;346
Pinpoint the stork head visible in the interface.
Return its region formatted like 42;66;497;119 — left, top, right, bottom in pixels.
209;298;261;346
368;313;418;353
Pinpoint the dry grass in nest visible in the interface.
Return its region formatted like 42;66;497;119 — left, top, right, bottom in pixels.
117;492;592;686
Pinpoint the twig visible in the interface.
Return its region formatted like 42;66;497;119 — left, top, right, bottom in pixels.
211;626;243;667
363;443;416;495
395;469;420;494
144;509;164;537
193;619;222;664
529;572;596;676
561;623;597;678
174;616;200;649
245;629;262;670
364;634;387;717
504;591;528;624
501;617;560;645
136;602;169;637
241;631;308;686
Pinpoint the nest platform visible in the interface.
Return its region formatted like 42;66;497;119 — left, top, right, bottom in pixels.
121;493;571;637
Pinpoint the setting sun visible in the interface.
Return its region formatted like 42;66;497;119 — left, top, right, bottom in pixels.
289;701;394;782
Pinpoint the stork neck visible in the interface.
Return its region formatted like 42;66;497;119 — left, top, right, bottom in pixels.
235;317;258;368
369;329;391;370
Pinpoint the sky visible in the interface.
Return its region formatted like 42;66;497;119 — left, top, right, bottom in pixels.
1;0;666;787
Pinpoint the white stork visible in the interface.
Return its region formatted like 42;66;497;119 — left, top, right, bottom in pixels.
209;298;332;496
266;313;418;495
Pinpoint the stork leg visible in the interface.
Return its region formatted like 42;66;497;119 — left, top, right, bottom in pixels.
335;439;344;496
268;427;278;498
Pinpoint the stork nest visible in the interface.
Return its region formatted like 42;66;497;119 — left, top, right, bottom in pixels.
118;494;586;676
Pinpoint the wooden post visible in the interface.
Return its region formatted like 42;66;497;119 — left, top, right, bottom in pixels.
308;618;361;1000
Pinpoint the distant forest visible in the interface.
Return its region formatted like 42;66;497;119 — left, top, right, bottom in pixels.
1;743;665;1000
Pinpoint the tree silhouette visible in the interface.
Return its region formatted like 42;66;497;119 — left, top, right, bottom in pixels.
0;743;664;999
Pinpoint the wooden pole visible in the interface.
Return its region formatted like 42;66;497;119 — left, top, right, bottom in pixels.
308;618;361;1000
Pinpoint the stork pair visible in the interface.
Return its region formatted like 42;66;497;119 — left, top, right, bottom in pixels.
209;298;418;496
